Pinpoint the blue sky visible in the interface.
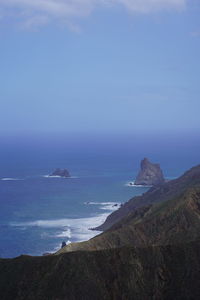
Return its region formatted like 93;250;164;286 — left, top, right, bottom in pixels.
0;0;200;136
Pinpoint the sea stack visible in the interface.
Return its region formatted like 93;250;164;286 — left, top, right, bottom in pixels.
49;168;70;178
134;158;164;186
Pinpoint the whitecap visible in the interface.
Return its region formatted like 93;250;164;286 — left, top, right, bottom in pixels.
100;203;121;211
55;228;72;238
10;212;110;244
1;178;22;181
10;214;108;229
10;204;121;255
125;182;152;187
42;175;78;179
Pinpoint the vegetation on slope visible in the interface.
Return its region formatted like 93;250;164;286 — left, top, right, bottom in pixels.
1;241;200;300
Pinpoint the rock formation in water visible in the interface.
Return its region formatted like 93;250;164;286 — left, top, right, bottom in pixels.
134;157;165;186
49;168;70;178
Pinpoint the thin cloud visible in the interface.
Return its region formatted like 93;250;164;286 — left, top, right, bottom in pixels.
191;30;200;37
117;0;186;13
20;15;50;30
0;0;187;29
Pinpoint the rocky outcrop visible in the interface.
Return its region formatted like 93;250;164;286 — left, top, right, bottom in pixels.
49;168;70;178
134;158;165;186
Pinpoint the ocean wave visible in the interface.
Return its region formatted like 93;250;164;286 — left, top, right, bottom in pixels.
10;202;120;254
55;228;72;238
84;201;121;211
40;228;71;239
10;213;109;245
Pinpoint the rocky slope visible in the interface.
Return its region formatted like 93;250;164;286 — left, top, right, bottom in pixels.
95;164;200;231
134;157;165;186
1;241;200;300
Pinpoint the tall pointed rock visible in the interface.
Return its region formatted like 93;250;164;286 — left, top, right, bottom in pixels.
134;158;165;186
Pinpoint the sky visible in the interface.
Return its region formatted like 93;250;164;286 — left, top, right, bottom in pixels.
0;0;200;136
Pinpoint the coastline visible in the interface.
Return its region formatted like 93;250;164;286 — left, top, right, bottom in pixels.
10;201;122;257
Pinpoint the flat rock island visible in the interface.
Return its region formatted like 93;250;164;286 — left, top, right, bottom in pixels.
49;168;70;178
134;157;165;186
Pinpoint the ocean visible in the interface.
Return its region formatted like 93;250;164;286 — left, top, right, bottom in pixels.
0;133;199;258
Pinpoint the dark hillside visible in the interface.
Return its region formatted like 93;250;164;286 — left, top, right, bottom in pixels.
1;241;200;300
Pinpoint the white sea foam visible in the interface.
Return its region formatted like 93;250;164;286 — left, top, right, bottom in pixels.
100;204;120;210
11;214;108;229
125;181;152;187
10;202;120;254
84;201;121;211
55;228;72;238
1;178;22;181
42;175;78;179
10;212;110;244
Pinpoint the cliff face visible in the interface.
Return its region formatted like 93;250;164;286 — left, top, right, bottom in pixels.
95;164;200;231
1;242;200;300
134;158;165;186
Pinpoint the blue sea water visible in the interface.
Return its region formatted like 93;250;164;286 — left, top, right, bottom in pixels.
0;133;199;258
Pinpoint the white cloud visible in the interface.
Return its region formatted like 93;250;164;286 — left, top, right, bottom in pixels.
0;0;187;29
